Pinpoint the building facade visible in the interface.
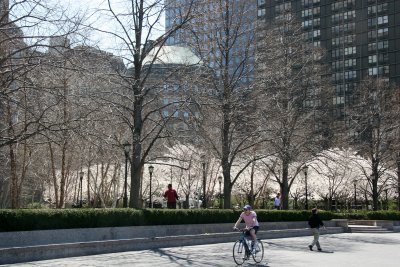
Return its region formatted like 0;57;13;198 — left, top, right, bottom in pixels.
257;0;400;121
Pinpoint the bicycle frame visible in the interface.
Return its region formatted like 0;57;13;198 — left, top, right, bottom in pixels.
232;228;264;265
238;229;254;259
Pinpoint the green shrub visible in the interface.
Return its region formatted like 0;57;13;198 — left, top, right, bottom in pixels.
0;208;399;232
0;209;144;231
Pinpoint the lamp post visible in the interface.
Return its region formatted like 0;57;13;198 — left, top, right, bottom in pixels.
148;165;154;208
218;175;223;209
79;171;84;208
123;142;131;208
353;180;357;209
201;155;206;209
384;188;388;210
303;165;309;210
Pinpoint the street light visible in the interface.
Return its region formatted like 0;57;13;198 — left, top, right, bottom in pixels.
218;175;223;209
79;171;84;208
201;155;206;209
353;179;357;209
148;165;154;208
123;142;131;208
384;188;389;210
303;165;309;210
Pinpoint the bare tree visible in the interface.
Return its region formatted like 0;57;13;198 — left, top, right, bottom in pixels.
348;77;400;210
0;0;87;208
178;0;262;209
255;11;332;209
312;149;358;210
84;0;194;208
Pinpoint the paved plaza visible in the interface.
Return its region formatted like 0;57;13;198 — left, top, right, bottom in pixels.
5;232;400;267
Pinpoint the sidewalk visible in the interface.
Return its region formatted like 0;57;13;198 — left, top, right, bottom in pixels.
5;233;400;267
0;223;344;265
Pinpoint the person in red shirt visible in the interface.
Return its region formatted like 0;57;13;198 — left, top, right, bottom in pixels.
164;184;179;209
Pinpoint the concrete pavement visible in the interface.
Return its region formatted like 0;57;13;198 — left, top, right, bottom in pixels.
4;232;400;267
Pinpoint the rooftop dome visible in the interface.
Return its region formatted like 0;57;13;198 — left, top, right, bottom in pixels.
143;45;202;66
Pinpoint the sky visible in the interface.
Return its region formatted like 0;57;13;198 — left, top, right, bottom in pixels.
66;0;166;56
10;0;165;58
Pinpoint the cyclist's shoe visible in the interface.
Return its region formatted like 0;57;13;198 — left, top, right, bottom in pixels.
308;245;313;251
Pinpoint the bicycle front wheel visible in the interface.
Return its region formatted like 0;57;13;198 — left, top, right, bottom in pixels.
252;240;264;263
233;240;246;265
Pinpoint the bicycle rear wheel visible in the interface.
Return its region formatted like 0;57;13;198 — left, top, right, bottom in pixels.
233;240;246;265
252;240;264;263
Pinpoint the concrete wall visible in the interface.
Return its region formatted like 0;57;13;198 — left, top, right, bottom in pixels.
0;220;347;265
0;220;341;248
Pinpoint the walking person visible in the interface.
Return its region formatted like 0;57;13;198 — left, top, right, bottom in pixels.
164;184;179;209
274;193;281;210
308;208;325;251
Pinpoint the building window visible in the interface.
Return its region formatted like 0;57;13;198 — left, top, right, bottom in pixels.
331;10;355;24
335;84;345;95
378;16;388;25
368;16;388;27
368;28;388;39
368;3;388;15
302;7;320;18
257;0;266;6
368;40;389;52
344;46;356;55
331;48;343;59
331;0;355;12
258;8;266;17
368;54;388;65
369;55;377;64
344;58;356;67
333;96;345;105
302;0;320;7
331;23;354;35
302;19;313;29
377;40;388;49
332;72;344;82
275;2;291;13
331;35;355;47
345;70;356;80
332;60;344;70
368;66;389;76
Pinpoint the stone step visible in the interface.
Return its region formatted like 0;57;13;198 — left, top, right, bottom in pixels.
349;225;392;233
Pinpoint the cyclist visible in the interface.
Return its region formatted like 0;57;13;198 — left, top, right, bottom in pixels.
233;204;260;253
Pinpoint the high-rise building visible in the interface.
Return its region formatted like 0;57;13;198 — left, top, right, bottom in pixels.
257;0;400;121
165;0;257;83
165;0;400;134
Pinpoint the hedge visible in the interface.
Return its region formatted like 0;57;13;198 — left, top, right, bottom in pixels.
0;209;399;232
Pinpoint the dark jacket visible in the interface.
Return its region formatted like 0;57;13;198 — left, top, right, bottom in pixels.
308;214;324;228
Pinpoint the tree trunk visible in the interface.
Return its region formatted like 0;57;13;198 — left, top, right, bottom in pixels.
281;160;289;210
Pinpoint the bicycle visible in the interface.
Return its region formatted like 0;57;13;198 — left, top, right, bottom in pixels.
232;228;264;265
